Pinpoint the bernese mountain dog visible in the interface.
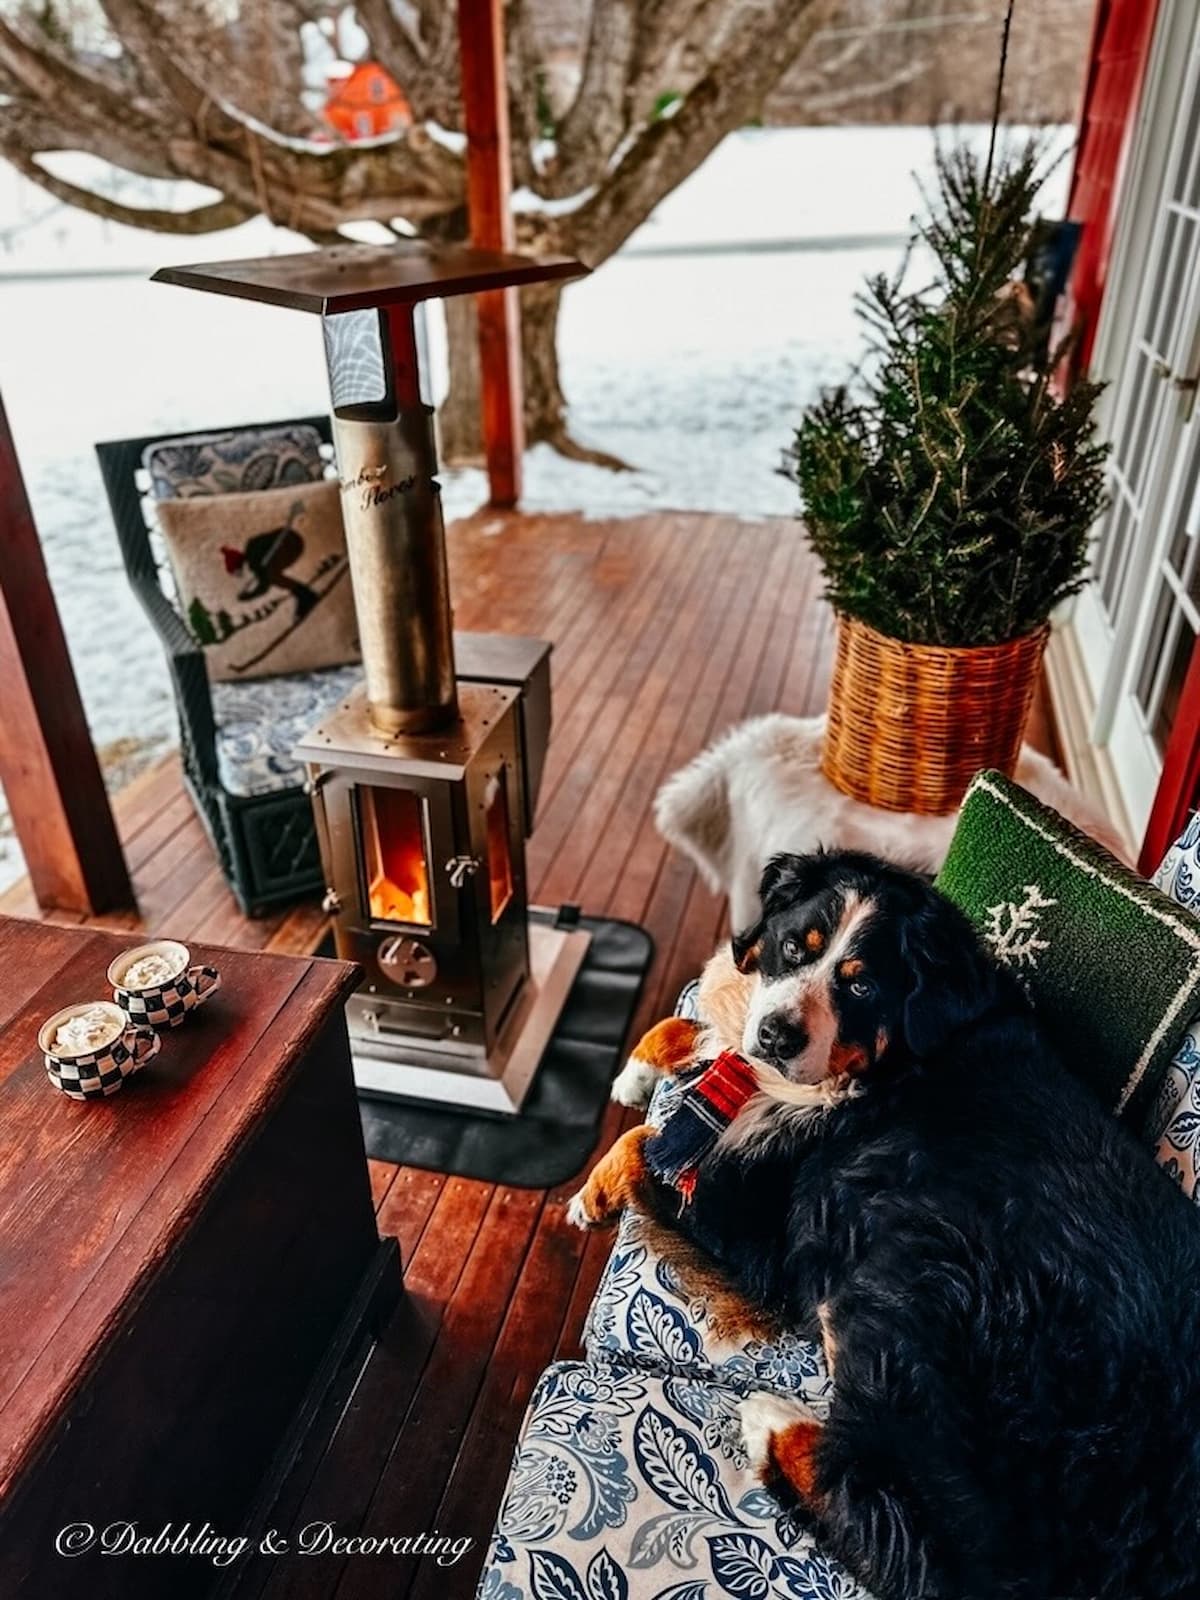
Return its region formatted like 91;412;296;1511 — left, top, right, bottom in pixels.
570;850;1200;1600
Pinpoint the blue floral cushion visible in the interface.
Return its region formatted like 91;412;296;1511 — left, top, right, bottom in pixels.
143;424;326;500
584;1209;832;1408
1151;814;1200;1199
210;662;362;797
583;1027;831;1405
478;1360;870;1600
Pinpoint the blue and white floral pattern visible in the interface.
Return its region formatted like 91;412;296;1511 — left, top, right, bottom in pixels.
584;1211;832;1411
1150;817;1200;1201
144;424;327;500
479;1361;870;1600
1153;812;1200;914
584;1066;831;1408
1152;1023;1200;1199
210;662;362;796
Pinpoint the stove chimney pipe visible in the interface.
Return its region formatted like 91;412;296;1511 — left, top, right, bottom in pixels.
325;304;457;735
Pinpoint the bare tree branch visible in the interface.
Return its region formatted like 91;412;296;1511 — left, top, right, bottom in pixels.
0;97;178;178
546;0;638;197
801;55;929;115
0;0;942;466
7;148;254;231
572;0;833;260
0;16;168;140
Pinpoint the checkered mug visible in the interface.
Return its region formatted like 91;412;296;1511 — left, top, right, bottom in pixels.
108;940;222;1029
39;1001;161;1101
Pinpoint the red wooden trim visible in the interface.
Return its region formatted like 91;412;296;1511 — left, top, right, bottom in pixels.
1139;632;1200;875
0;393;132;914
1065;0;1161;370
457;0;524;508
385;302;423;410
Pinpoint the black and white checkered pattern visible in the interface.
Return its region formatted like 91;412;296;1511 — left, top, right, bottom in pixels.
44;1039;139;1101
116;966;220;1028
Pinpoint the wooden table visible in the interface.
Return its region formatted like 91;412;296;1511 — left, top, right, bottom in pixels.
0;915;400;1598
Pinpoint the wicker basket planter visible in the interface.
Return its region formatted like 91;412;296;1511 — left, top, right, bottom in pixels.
822;615;1050;815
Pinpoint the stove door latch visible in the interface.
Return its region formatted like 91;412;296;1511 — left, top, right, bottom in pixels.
445;854;481;889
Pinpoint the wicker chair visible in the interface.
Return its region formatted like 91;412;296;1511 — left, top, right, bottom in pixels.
97;416;335;917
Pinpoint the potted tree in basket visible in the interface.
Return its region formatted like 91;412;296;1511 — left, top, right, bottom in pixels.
785;139;1109;814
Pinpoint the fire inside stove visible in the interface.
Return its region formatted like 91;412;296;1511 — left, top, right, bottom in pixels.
485;771;514;924
358;785;432;927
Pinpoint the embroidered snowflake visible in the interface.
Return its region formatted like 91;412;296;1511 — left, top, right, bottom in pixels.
983;884;1057;970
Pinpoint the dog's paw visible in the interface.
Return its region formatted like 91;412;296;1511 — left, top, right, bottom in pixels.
610;1057;658;1108
566;1188;612;1229
738;1394;819;1475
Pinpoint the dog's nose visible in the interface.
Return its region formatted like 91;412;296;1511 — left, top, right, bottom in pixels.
756;1015;808;1062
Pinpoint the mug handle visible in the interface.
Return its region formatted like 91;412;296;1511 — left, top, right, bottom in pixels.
124;1026;161;1069
188;965;222;1007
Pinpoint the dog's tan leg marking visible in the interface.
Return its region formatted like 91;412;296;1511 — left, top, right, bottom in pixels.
637;1016;704;1074
740;1395;825;1505
771;1418;826;1504
817;1300;837;1380
610;1016;703;1106
638;1214;785;1348
566;1125;656;1228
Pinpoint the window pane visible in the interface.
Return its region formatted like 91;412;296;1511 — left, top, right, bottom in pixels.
1153;620;1198;752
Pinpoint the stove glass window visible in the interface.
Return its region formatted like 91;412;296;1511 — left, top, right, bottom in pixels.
485;769;514;924
357;785;432;927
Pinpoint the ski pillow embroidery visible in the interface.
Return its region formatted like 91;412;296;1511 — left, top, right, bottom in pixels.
158;480;360;681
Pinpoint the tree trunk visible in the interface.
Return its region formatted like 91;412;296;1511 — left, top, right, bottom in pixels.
438;294;485;467
438;279;629;470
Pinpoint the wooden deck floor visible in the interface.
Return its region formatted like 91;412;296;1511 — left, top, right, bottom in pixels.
0;508;1060;1598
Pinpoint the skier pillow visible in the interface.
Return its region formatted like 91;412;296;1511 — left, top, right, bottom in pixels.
936;771;1200;1134
158;480;360;682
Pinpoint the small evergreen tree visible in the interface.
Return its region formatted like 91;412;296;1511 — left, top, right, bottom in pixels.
784;139;1109;648
188;596;218;648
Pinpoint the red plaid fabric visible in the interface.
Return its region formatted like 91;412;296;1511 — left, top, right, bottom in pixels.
645;1050;761;1201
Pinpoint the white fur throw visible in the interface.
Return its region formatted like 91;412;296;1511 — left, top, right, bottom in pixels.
654;714;1129;933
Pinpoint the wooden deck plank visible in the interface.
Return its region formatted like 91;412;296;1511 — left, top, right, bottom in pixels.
0;508;1065;1598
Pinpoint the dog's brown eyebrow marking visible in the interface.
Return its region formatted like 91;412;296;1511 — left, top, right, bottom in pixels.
838;957;864;978
804;927;825;953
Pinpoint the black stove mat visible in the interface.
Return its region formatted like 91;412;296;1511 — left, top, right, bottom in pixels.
320;909;653;1189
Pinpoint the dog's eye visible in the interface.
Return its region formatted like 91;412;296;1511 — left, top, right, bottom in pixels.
848;978;874;999
781;935;801;962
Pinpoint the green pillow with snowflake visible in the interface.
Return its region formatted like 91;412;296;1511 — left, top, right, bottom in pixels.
936;771;1200;1133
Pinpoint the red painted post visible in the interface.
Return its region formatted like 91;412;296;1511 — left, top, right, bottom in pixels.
1064;0;1161;369
457;0;525;508
0;393;133;913
1139;635;1200;876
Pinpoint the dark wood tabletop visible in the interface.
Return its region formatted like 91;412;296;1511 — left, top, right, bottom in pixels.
152;241;589;316
0;914;360;1505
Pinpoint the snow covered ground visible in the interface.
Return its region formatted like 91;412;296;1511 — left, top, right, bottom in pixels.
0;125;1071;889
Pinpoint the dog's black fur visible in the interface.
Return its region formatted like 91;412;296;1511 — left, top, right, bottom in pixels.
665;850;1200;1600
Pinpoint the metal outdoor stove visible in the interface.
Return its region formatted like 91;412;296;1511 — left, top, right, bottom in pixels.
155;242;591;1112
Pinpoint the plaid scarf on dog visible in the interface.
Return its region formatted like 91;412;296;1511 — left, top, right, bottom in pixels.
645;1050;762;1202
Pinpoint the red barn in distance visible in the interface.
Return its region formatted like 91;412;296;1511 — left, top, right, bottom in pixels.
324;61;413;141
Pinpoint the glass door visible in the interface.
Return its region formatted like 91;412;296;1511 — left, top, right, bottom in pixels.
1074;2;1200;836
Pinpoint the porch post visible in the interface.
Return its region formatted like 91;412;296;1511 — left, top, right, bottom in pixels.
0;393;132;913
457;0;525;508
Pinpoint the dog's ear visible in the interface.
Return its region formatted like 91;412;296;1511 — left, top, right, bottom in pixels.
732;853;830;974
899;889;998;1060
731;922;764;974
759;851;831;914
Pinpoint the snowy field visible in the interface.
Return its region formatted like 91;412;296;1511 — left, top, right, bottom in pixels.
0;125;1070;889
